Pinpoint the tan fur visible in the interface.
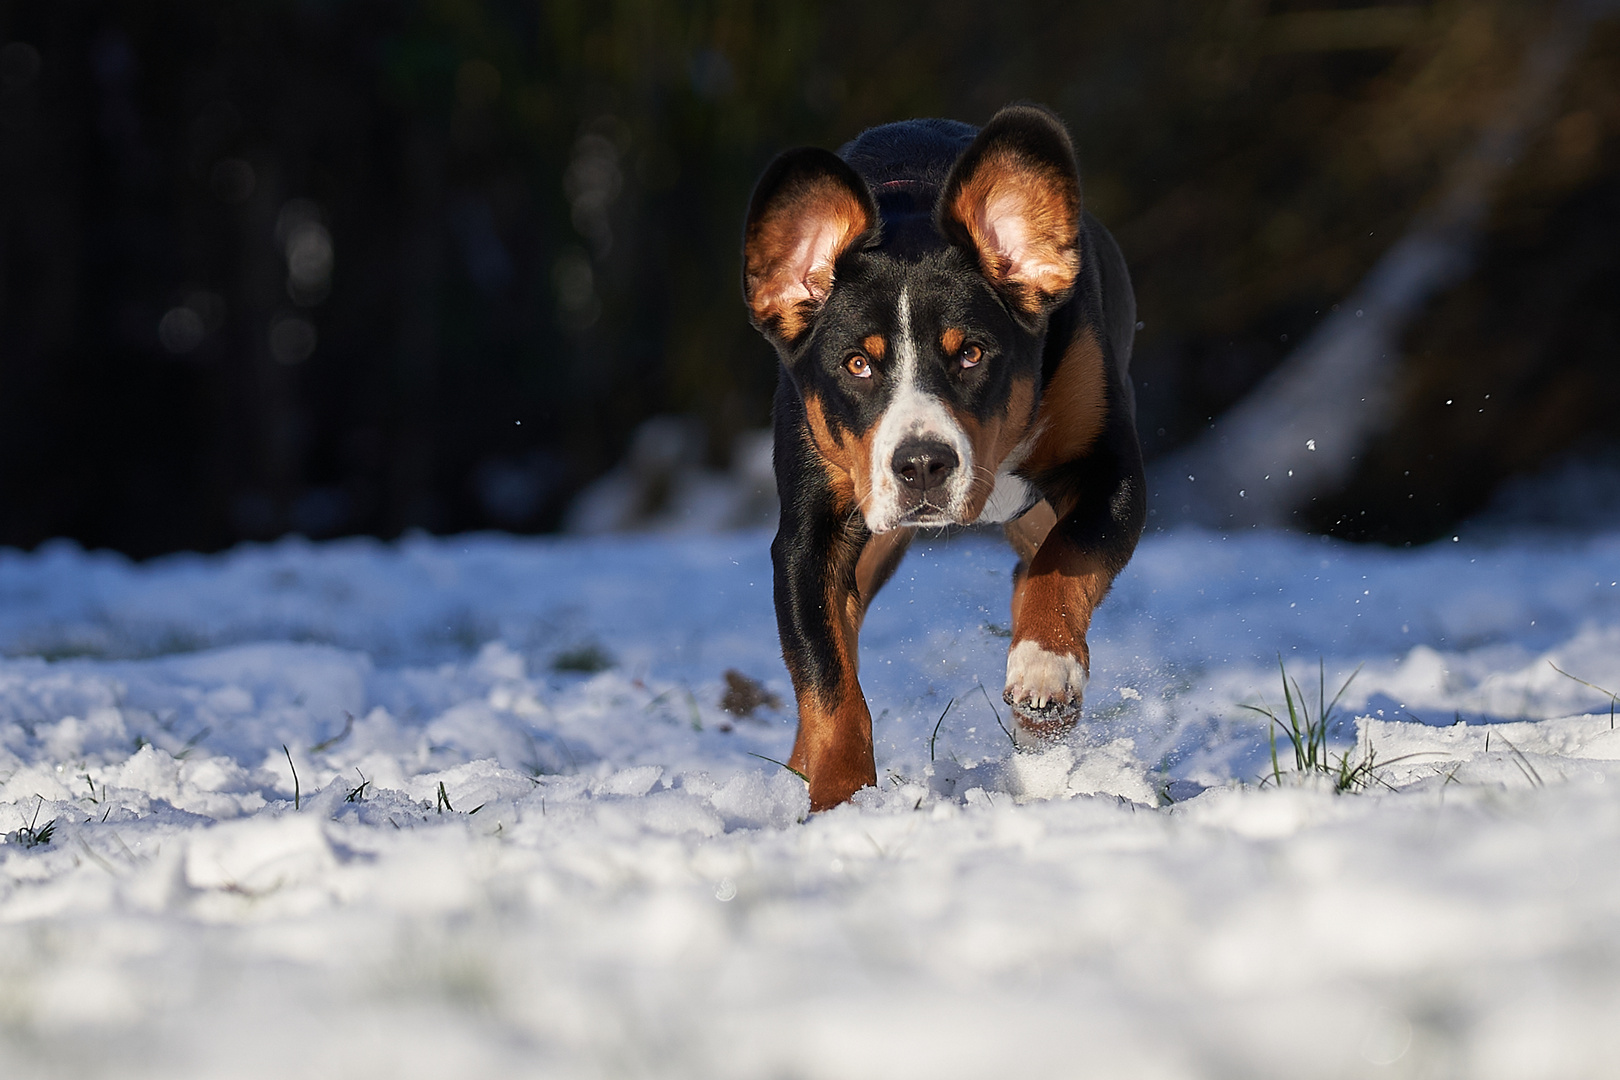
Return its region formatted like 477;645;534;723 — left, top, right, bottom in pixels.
788;685;876;811
940;327;965;356
787;578;870;810
801;396;857;510
744;178;873;341
1004;498;1056;566
803;393;883;521
1001;499;1113;739
1010;542;1112;685
957;376;1037;522
853;527;912;624
1022;329;1108;482
861;334;887;360
787;525;901;811
946;148;1079;315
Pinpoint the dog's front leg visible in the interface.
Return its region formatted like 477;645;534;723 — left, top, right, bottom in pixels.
1003;439;1145;745
772;495;889;809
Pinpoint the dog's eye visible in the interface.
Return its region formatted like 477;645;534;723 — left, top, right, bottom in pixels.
959;344;983;369
844;353;872;379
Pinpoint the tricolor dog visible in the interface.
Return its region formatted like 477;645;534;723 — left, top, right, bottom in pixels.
742;105;1145;810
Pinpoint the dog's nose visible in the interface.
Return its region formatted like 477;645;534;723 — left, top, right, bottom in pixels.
892;439;959;493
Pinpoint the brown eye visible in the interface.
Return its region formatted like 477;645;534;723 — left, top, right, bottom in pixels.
959;344;983;369
845;353;872;378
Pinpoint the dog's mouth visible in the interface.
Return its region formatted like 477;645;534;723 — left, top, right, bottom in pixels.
897;502;958;527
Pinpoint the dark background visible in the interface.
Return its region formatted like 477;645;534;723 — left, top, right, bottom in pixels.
1;0;1616;557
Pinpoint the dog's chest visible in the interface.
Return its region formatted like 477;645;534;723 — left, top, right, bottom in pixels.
975;432;1042;524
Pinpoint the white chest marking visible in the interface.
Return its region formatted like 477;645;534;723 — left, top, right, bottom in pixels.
978;469;1036;524
973;429;1040;524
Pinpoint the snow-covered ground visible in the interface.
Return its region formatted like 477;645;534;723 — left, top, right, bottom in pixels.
2;524;1620;1078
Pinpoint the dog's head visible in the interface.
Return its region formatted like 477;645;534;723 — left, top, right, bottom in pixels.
743;105;1082;533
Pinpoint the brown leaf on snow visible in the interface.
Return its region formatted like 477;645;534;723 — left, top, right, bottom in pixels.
720;669;782;717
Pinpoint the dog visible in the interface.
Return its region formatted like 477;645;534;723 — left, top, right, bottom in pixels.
742;105;1145;810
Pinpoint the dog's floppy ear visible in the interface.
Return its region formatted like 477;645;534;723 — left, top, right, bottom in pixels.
743;148;877;346
939;105;1082;320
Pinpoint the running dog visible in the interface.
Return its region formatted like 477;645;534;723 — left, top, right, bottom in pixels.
742;105;1144;809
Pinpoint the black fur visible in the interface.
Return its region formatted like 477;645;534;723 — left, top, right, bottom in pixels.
745;105;1145;805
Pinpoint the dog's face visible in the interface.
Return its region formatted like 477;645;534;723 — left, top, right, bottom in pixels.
743;109;1083;533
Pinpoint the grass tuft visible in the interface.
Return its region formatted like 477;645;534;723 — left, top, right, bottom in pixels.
345;768;369;803
1495;734;1544;788
176;725;211;760
13;796;56;848
1241;657;1371;792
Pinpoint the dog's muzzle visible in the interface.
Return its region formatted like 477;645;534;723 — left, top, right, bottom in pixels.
890;438;959;523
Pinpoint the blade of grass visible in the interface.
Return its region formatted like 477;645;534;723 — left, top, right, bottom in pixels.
311;711;355;753
929;697;955;763
1325;662;1364;717
1495;734;1543;788
1548;661;1619;730
746;752;808;783
1238;699;1284;785
281;744;300;810
976;683;1014;746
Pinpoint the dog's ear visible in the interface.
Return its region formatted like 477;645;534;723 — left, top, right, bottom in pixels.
939;105;1082;320
743;148;877;346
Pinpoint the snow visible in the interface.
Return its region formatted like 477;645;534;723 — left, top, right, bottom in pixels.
3;525;1620;1078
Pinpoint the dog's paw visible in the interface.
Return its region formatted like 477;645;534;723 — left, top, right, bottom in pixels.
1003;640;1087;747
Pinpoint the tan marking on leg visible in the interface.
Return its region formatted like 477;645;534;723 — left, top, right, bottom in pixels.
853;527;912;626
1012;548;1109;674
789;684;876;811
1004;499;1056;567
1022;328;1107;476
787;535;879;810
1003;525;1114;742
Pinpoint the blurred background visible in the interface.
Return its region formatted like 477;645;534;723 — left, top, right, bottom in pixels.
0;0;1616;558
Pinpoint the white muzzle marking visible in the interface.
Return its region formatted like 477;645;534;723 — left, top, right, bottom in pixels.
861;286;974;533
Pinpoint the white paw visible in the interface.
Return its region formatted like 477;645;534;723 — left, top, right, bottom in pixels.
1003;641;1088;746
1003;640;1088;712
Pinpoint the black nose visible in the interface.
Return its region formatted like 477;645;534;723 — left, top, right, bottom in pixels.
892;439;959;493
